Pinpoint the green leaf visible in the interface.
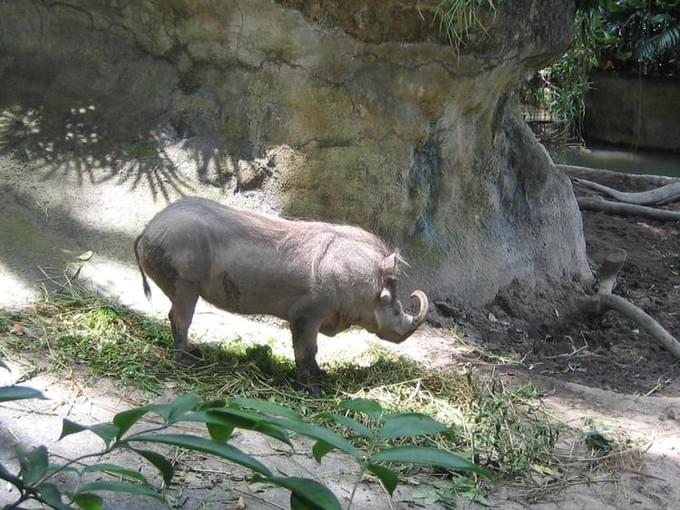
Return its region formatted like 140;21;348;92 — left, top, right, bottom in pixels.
318;413;372;439
378;413;448;440
60;418;87;440
73;493;103;510
38;482;74;510
531;464;554;476
412;487;440;505
47;463;80;475
337;399;383;420
584;431;612;451
82;463;148;484
203;409;291;446
197;399;227;410
270;418;361;459
78;250;94;261
370;446;492;478
0;463;23;487
77;481;165;502
291;492;324;510
113;405;154;439
132;449;174;486
59;419;118;445
128;434;272;477
206;422;234;442
0;386;47;402
229;398;302;420
254;476;341;510
88;424;119;445
152;394;200;423
18;446;49;485
312;440;334;463
367;464;398;495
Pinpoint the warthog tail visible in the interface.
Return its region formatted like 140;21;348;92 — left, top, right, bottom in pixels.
133;234;152;300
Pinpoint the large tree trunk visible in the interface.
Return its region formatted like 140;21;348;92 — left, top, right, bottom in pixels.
0;0;590;305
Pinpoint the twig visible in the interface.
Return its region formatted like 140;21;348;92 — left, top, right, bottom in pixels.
541;344;589;360
232;488;288;510
36;265;69;290
622;469;667;482
643;377;671;397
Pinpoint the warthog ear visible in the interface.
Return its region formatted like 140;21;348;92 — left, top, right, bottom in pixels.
380;252;399;278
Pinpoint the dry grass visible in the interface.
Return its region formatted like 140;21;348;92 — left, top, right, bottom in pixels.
0;284;640;504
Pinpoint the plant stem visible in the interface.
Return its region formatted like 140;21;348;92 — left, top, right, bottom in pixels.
346;464;368;510
40;449;114;484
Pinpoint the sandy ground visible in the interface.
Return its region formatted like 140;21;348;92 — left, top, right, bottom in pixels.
1;142;680;509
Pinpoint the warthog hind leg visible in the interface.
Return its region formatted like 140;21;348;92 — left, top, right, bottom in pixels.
169;280;199;364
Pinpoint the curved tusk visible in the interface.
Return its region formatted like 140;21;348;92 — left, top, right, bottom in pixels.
409;290;429;327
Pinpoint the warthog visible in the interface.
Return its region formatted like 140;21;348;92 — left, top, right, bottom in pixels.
134;197;428;395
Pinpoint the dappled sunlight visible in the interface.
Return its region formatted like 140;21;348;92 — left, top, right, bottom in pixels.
0;102;197;202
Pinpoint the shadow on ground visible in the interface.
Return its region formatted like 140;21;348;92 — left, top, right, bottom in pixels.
0;185;139;295
0;98;243;203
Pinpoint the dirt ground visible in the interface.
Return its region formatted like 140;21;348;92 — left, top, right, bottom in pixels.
544;172;680;395
431;170;680;398
1;127;680;508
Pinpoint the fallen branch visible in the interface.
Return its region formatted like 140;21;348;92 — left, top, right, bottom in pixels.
557;164;679;186
582;251;680;360
572;178;680;205
577;197;680;221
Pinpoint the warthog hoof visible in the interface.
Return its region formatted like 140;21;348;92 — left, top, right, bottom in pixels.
173;349;200;367
296;369;324;398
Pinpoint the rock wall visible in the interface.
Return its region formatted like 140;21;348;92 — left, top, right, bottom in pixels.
585;72;680;151
0;0;591;305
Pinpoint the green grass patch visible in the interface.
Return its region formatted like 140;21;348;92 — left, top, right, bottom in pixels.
120;139;160;160
1;287;560;481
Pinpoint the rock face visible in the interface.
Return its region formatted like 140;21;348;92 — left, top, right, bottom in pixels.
585;72;680;151
0;0;591;305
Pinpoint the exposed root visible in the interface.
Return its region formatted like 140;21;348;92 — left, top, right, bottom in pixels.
572;178;680;205
582;251;680;360
577;197;680;221
557;164;679;186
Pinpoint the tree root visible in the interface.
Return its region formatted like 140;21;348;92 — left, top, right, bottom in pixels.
576;197;680;221
572;177;680;205
557;164;679;186
582;251;680;360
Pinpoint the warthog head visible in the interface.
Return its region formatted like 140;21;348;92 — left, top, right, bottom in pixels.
365;253;429;343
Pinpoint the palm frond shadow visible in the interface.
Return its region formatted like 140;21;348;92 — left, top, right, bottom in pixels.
0;101;238;202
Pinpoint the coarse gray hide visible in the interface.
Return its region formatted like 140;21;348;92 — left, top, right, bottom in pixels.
134;197;429;395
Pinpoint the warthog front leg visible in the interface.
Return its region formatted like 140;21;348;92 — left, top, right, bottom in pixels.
290;317;323;397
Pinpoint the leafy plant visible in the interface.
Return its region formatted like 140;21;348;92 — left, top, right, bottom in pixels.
525;0;680;140
433;0;497;53
592;0;680;77
1;286;560;485
529;8;604;139
0;358;490;510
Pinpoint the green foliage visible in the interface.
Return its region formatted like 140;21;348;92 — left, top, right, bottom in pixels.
1;287;574;508
583;430;614;452
530;8;603;139
0;385;47;402
1;288;561;486
433;0;497;52
0;357;488;509
527;0;680;140
591;0;680;77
